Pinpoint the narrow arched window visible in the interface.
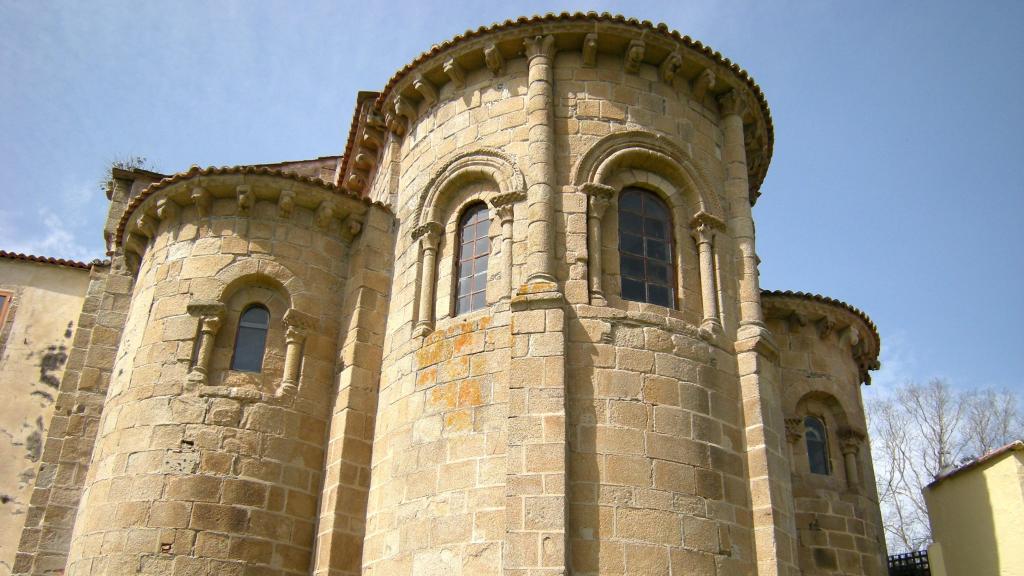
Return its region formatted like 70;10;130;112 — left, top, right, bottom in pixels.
456;203;490;315
618;187;674;307
231;304;270;372
805;416;831;475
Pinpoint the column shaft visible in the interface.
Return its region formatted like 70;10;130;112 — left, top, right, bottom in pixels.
523;35;557;286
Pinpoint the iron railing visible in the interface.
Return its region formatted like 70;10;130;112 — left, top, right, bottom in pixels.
888;550;930;576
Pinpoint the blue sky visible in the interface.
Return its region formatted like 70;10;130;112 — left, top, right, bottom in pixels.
1;1;1021;394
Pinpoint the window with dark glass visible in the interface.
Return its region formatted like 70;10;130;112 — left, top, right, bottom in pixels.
617;188;674;307
456;203;490;315
231;304;270;372
805;416;831;475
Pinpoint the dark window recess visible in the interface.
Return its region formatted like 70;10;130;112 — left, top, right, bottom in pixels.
231;305;270;372
805;416;831;475
617;188;674;307
456;203;490;315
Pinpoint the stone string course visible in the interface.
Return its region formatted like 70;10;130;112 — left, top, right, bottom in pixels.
11;13;886;576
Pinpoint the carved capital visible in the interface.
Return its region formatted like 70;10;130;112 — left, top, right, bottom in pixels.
191;186;211;217
495;203;514;224
690;211;725;244
236;184;254;213
718;89;747;117
785;417;805;444
624;39;645;73
659;50;684;83
413;74;438;107
582;33;598;67
524;35;556;61
412;221;443;247
443;58;465;88
692;68;716;102
490;190;525;208
187;300;226;319
156;197;178;221
283;308;319;332
277;189;295;218
839;428;865;455
484;43;504;76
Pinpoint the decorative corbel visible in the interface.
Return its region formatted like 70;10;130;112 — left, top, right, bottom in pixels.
277;189;295;218
236;185;254;213
624;39;645;74
817;316;836;339
412;74;438;107
354;151;376;171
692;68;716;102
394;94;416;125
191;186;211;218
314;200;335;229
347;171;367;193
135;213;157;239
362;126;385;149
582;32;598;67
384;110;405;136
340;215;363;244
484;43;504;76
786;311;807;334
156;197;178;222
839;325;861;348
659;50;684;83
443;57;465;88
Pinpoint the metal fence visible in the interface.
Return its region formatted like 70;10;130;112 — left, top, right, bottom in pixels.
888;550;930;576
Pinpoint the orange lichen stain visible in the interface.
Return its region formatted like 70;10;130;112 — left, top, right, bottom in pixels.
453;331;483;355
429;382;458;410
440;355;470;382
416;340;452;368
416;366;437;390
444;409;473;432
457;379;484;407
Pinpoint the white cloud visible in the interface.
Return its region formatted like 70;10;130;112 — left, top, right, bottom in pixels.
0;206;95;262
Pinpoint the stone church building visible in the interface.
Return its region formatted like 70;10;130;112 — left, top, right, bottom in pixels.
2;13;887;576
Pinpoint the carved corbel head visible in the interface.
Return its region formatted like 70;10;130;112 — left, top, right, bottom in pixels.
135;212;157;239
484;43;505;76
236;185;254;213
314;199;336;229
346;171;367;193
394;94;416;124
817;316;836;339
341;215;363;243
624;39;645;73
278;189;295;218
156;197;178;222
582;32;598;67
443;58;465;88
839;325;860;348
691;68;716;102
659;50;684;83
413;74;438;107
191;186;211;217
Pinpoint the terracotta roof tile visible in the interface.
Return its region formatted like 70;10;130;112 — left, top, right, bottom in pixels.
761;289;880;353
0;250;103;270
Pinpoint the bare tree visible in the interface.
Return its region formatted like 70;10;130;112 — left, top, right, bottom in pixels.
867;379;1023;553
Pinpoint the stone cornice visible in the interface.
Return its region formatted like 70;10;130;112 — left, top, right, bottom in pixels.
761;289;881;383
358;12;774;203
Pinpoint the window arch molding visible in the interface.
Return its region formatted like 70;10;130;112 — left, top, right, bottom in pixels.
411;150;525;336
575;132;726;334
789;391;865;490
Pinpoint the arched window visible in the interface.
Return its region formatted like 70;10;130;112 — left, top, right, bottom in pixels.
618;187;674;307
231;304;270;372
456;203;490;315
805;416;831;475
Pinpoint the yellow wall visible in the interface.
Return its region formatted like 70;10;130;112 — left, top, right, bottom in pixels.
0;259;90;569
925;448;1024;576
